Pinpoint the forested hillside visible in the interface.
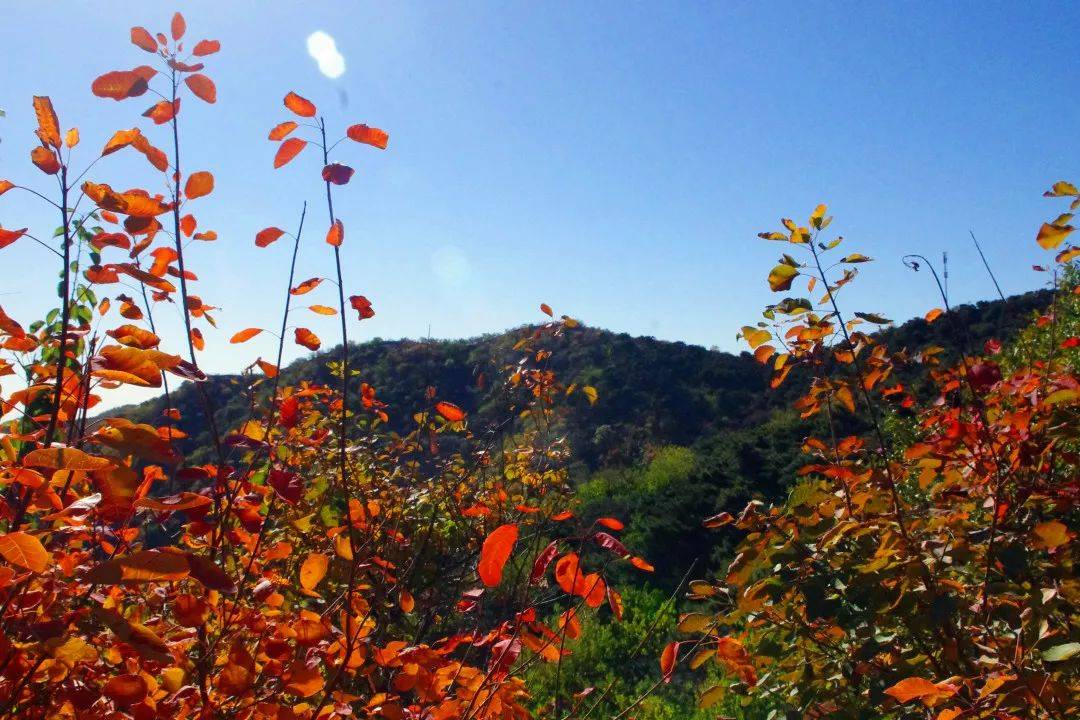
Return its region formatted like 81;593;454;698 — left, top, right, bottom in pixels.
112;289;1052;587
117;288;1051;472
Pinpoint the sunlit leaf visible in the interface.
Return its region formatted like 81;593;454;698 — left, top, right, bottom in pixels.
0;532;50;573
184;171;214;199
185;74;217;103
347;124;389;149
230;328;262;344
284;91;317;118
274;138;307;168
478;524;518;587
294;327;321;351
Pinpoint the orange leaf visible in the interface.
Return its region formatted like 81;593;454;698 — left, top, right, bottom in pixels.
130;27;158;53
630;556;655;572
295;328;321;351
660;641;678;682
23;446;114;471
554;553;586;595
192;39;220;56
435;401;465;422
0;532;50;573
299;552;328;590
925;308;944;323
256;227;285;247
347;124;389;149
326;219;344;247
31;146;60;175
284;91;317;118
478;524;518;587
285;663;324;698
65;128;79;148
349;295;374;320
884;677;957;707
274;138;307;168
180;214;196;237
230;328;262;344
268;121;298;141
309;305;337;315
142;99;179;124
0;180;14;196
171;12;186;40
185;74;217;103
290;277;322;295
184;171;214;199
597;517;624;531
399;589;415;613
104;674;148;708
32;96;61;148
540;303;553;317
91;70;150;100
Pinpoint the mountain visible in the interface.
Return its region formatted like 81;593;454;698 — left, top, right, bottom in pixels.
108;289;1051;587
111;289;1052;473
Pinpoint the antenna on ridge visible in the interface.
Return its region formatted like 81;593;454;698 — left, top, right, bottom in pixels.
942;251;949;306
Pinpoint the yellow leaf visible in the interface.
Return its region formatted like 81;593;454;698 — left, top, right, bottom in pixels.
741;326;771;350
300;553;329;590
582;385;598;405
46;636;98;667
1036;222;1074;250
1033;520;1072;549
767;263;799;291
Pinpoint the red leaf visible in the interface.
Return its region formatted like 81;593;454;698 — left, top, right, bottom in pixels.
274;138;307;169
192;39;221;56
0;228;27;250
171;12;186;41
349;295;374;320
294;328;320;351
284;91;317;118
592;531;630;558
322;163;354;185
478;524;518;587
131;27;158;53
256;227;285;247
268;469;303;505
92;70;150;100
346;124;389;149
185;74;217;103
529;541;558;585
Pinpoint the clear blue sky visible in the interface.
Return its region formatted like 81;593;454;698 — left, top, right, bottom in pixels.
1;2;1078;408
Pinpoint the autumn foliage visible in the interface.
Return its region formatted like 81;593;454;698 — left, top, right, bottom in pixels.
672;197;1080;717
2;11;1079;720
0;13;645;719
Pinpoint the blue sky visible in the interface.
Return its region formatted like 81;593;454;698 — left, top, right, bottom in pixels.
1;1;1078;408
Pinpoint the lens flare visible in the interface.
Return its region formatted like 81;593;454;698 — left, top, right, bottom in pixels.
306;31;345;79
